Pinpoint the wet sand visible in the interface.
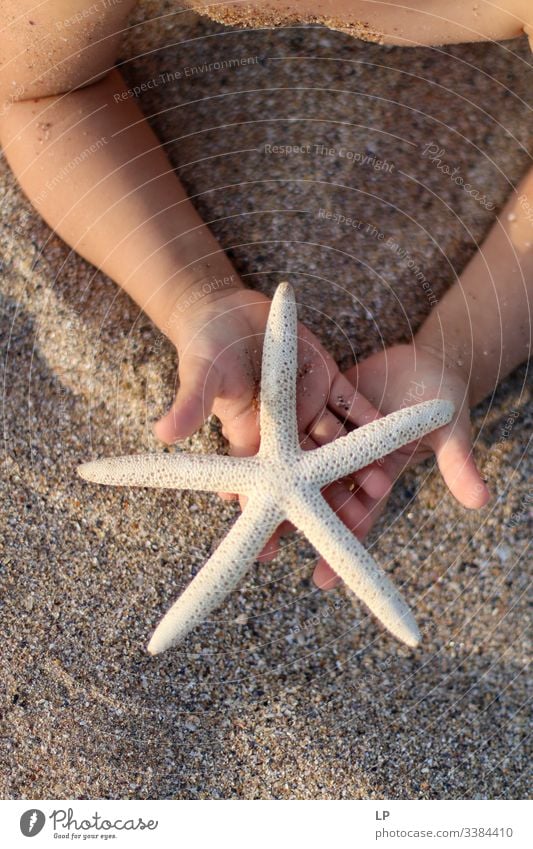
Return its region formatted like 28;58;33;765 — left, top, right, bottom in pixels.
0;4;531;799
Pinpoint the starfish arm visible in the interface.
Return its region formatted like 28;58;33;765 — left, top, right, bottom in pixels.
259;281;299;458
77;453;259;494
287;490;421;647
306;399;455;487
147;495;284;654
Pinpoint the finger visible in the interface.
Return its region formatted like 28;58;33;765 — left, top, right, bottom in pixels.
221;405;261;457
327;372;382;427
215;406;261;501
355;486;391;526
154;355;220;443
354;464;392;501
313;560;342;589
305;406;347;444
324;480;376;542
211;389;262;503
430;424;490;509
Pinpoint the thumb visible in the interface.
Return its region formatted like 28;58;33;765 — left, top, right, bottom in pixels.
430;422;490;510
154;354;221;444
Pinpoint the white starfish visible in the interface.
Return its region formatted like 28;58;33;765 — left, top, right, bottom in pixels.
78;282;454;654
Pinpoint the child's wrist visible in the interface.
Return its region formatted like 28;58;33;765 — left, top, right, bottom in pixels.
172;269;242;313
155;269;244;344
413;331;474;405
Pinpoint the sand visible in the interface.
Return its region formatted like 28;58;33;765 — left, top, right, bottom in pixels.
0;4;531;799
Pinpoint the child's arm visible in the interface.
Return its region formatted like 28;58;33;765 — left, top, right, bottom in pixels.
0;65;249;426
0;65;243;342
0;1;391;558
187;0;532;49
363;165;532;477
307;168;533;590
415;168;533;408
313;168;533;589
0;2;248;433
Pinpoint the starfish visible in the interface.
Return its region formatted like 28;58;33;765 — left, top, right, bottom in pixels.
78;282;454;655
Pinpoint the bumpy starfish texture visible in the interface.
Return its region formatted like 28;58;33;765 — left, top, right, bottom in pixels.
79;283;454;654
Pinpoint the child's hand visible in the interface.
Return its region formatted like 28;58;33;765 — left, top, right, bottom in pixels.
154;286;269;455
154;286;392;567
314;341;491;589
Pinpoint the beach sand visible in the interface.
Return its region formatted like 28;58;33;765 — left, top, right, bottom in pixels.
0;4;531;799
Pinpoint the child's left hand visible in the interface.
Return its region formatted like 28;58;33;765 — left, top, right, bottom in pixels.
313;341;491;590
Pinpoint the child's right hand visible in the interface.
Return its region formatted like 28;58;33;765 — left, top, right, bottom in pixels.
153;286;270;457
153;285;392;566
